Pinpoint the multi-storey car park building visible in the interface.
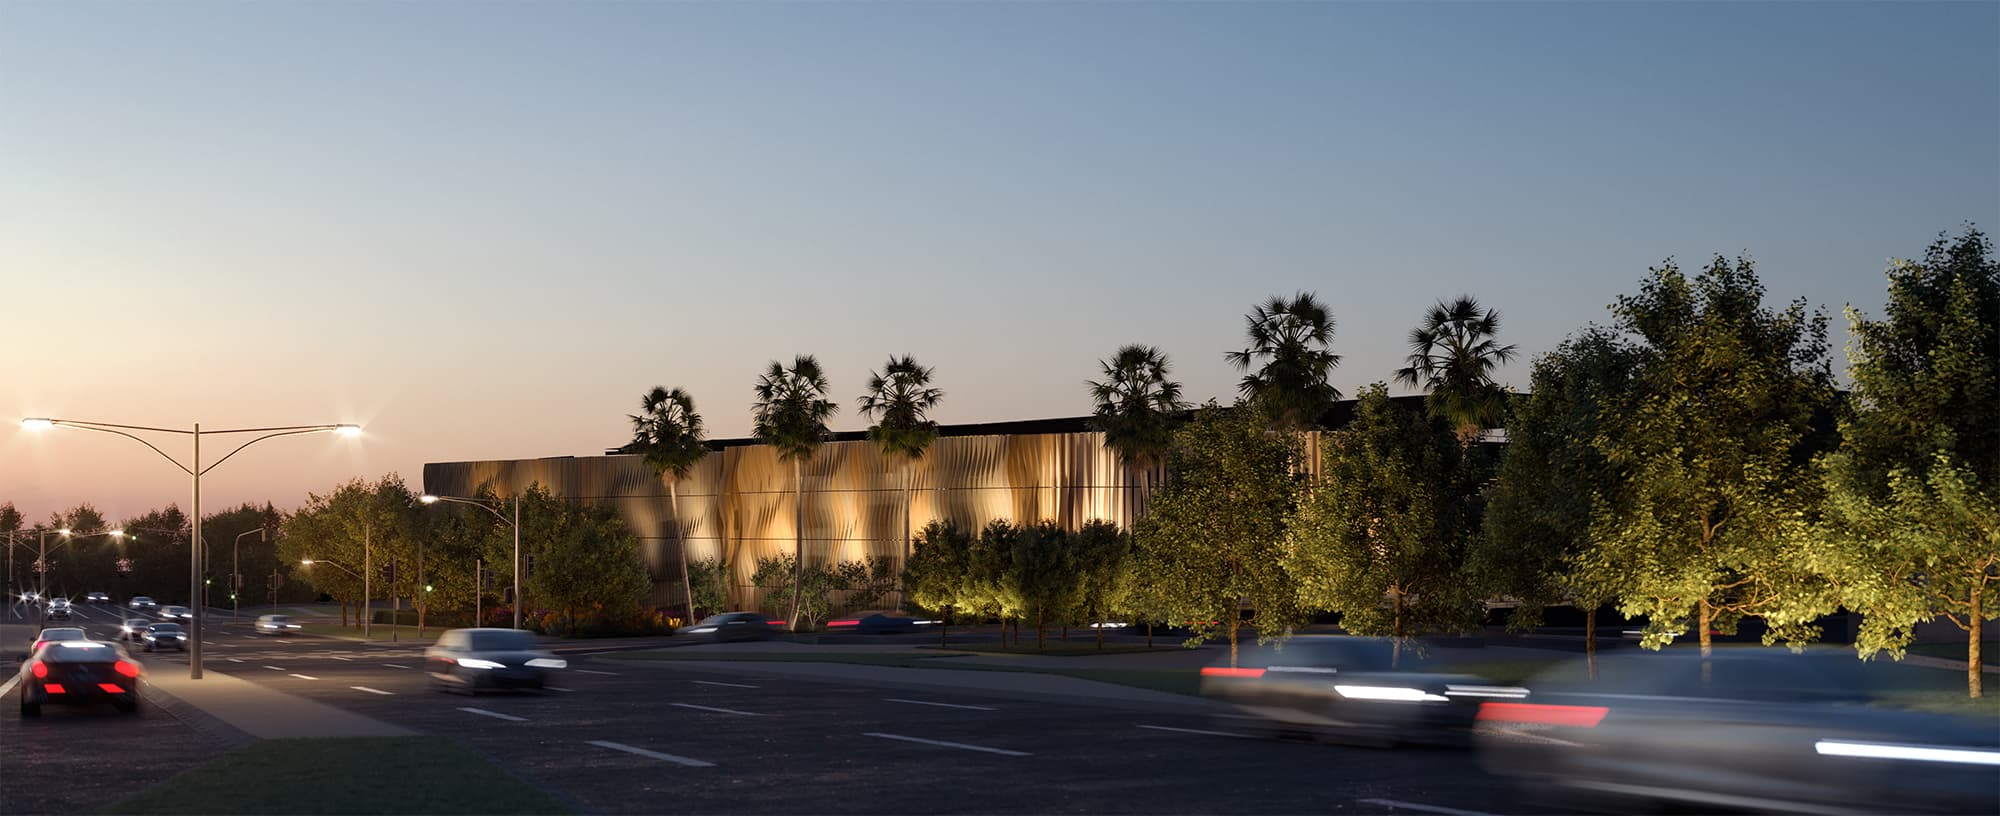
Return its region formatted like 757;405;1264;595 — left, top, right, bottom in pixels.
422;396;1438;613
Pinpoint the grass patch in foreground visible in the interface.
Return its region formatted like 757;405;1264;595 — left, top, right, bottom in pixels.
608;649;1203;696
103;736;568;815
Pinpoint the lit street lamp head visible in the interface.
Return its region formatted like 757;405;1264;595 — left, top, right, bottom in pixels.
334;424;363;437
20;417;53;431
300;559;315;565
420;495;439;504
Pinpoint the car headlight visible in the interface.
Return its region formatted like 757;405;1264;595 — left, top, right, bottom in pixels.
1333;685;1449;702
525;658;566;669
456;658;506;670
685;626;717;633
286;624;299;629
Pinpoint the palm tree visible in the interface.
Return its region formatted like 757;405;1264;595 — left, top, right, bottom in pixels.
1087;345;1187;519
752;355;838;630
856;355;943;611
1394;295;1519;445
628;386;708;622
1225;292;1343;433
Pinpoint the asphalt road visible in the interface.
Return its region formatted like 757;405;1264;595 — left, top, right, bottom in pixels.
4;601;1528;815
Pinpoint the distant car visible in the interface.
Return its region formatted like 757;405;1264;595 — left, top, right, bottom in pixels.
255;614;301;635
20;590;41;604
678;612;782;642
128;596;157;611
824;611;935;634
1478;648;2000;814
28;627;91;658
158;605;191;621
85;592;110;603
46;599;72;621
425;628;564;694
116;619;153;643
1199;636;1524;747
18;640;142;716
141;623;187;652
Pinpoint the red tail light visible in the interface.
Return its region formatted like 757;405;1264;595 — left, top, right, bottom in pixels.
99;683;125;693
43;683;66;694
115;661;141;678
1476;702;1608;727
766;620;785;626
826;620;858;627
30;662;47;678
1200;666;1267;678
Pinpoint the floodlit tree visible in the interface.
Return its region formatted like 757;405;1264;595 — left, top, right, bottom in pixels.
1477;328;1642;674
1004;521;1077;651
1072;519;1132;650
685;557;733;617
1134;402;1306;665
1821;227;1999;697
969;520;1025;646
1286;385;1477;660
1226;293;1343;433
1089;344;1187;516
857;355;943;610
752;355;838;631
281;476;419;630
904;520;973;646
1394;295;1520;446
629;386;710;619
1594;256;1839;657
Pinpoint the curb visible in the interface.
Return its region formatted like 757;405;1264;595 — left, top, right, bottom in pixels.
140;679;260;750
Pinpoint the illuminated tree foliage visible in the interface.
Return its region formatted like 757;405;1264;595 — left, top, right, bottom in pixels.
1593;256;1839;656
629;385;708;618
281;475;418;628
1071;519;1133;650
904;520;973;645
517;484;649;630
1134;401;1305;665
1821;227;1999;697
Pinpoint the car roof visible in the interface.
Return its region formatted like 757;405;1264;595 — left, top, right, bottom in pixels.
36;627;88;638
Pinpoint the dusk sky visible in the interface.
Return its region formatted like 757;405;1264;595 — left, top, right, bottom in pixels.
4;0;1995;524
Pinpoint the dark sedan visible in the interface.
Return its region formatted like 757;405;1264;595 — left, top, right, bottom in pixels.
824;611;935;634
425;628;566;693
141;623;187;652
18;640;143;716
1200;636;1526;747
678;612;783;642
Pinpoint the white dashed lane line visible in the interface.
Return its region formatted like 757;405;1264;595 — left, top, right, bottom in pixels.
459;707;528;722
670;702;764;717
264;665;286;672
227;658;244;663
328;655;352;661
862;732;1030;757
587;740;713;767
351;686;394;696
1136;724;1251;739
884;698;997;711
289;673;319;680
576;669;619;676
692;680;759;689
1354;799;1499;816
383;664;411;670
546;686;575;692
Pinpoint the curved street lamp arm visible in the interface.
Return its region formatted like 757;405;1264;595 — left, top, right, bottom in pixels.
426;495;516;527
200;428;340;476
45;423;193;475
207;424;350;435
302;559;362;579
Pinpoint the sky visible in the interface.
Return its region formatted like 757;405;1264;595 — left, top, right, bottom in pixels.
3;0;1996;524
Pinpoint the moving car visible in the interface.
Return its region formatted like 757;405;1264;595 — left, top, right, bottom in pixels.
86;591;110;603
1477;648;2000;814
1200;636;1526;747
425;628;565;694
142;623;187;652
677;612;782;642
20;590;41;604
27;627;91;657
116;619;153;643
128;596;157;611
46;598;72;620
255;614;301;635
824;611;935;634
158;605;191;621
18;640;142;716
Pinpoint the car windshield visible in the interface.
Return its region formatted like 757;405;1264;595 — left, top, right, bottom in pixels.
266;616;291;623
42;642;119;662
467;630;536;651
37;628;87;641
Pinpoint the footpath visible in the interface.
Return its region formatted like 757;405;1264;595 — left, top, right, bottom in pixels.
144;669;414;746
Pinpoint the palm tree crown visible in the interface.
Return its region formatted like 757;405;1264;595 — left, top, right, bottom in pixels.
1088;345;1187;471
753;355;838;462
1225;292;1344;431
857;355;943;460
629;386;707;480
1394;295;1519;442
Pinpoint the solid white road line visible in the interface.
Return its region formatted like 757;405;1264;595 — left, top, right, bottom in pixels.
0;676;19;698
458;707;528;722
1354;799;1499;816
576;669;619;676
670;702;764;717
884;698;998;711
383;664;411;669
863;732;1031;757
1137;724;1251;739
692;680;759;689
264;665;287;672
546;686;576;692
587;740;714;767
351;686;394;696
289;673;319;680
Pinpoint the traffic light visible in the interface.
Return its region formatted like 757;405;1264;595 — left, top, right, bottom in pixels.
525;555;535;577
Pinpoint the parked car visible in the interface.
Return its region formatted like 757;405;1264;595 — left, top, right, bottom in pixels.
128;596;157;611
1477;648;2000;814
17;640;142;716
142;623;187;652
255;614;302;635
1200;636;1525;747
116;619;153;643
86;591;110;603
158;605;192;621
678;612;783;642
425;628;565;694
824;611;935;634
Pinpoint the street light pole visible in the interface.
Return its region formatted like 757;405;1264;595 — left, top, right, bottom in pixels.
234;527;264;620
419;493;523;629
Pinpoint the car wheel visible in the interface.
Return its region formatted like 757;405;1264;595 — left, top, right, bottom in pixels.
20;699;40;717
116;698;139;714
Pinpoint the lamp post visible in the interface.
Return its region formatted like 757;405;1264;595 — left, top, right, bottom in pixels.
233;527;265;620
419;493;521;629
21;417;361;679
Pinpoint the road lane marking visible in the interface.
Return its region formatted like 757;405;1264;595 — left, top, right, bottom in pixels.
885;698;997;711
1137;724;1251;738
0;676;18;698
863;732;1030;757
383;664;411;669
351;686;394;695
692;680;759;689
546;686;575;692
458;707;527;722
328;655;352;661
670;702;764;717
289;673;319;680
1355;799;1499;816
227;658;245;663
264;665;286;671
586;740;713;767
577;669;619;676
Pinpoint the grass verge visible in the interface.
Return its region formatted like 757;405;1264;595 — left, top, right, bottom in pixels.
608;649;1203;696
102;736;569;815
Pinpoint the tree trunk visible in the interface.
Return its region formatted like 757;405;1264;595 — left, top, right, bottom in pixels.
902;461;913;613
1969;588;1983;699
1037;608;1046;651
341;599;349;627
1146;621;1154;648
1392;590;1405;668
1061;621;1068;642
1096;606;1105;651
1698;597;1714;687
1585;607;1598;681
790;458;803;632
1227;613;1240;668
673;481;694;625
940;605;949;648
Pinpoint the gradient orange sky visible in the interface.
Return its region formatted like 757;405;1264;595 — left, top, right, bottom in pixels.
5;1;1995;523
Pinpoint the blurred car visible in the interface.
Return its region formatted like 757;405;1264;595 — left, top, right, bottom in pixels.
824;611;935;634
20;590;41;604
1476;648;2000;814
1200;636;1526;747
141;623;187;652
86;592;110;603
27;627;91;658
46;598;72;620
255;614;301;635
128;596;157;611
158;605;191;621
116;619;153;643
425;628;565;694
17;640;142;716
678;612;782;642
